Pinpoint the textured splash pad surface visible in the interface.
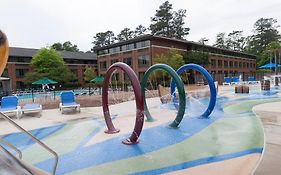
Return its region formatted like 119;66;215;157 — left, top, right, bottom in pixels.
1;86;275;175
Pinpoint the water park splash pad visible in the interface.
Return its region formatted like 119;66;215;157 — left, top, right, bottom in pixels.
0;31;265;175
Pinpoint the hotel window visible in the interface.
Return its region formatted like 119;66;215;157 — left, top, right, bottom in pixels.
211;59;216;68
139;72;145;80
111;59;118;65
253;63;256;68
136;40;150;48
138;55;150;67
234;61;238;68
124;73;129;81
99;61;107;70
71;69;78;77
247;63;249;68
243;62;246;68
16;81;24;89
224;61;228;68
122;43;135;51
229;61;233;68
218;60;222;68
123;57;132;66
109;47;120;54
15;69;29;78
98;49;109;55
9;56;31;63
239;62;242;68
111;73;119;81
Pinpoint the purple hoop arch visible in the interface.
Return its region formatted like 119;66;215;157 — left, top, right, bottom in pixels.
102;62;144;145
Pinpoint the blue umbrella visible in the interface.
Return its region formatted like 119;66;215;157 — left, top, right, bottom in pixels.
259;63;281;69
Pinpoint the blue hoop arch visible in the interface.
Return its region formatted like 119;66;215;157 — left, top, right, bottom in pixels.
170;64;217;118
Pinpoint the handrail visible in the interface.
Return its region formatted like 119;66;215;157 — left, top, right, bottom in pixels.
0;112;58;175
0;138;22;159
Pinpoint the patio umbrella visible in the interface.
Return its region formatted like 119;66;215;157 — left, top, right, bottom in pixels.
90;76;104;95
32;77;58;85
90;76;104;83
259;63;281;69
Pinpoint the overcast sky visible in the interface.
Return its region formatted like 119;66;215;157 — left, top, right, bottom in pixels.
1;0;281;52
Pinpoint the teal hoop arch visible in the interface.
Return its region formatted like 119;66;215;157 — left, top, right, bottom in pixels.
140;64;186;128
170;63;217;118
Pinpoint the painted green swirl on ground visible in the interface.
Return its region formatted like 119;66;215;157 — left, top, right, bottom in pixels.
67;115;263;175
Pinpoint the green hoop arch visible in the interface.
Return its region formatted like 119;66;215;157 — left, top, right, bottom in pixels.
140;64;186;128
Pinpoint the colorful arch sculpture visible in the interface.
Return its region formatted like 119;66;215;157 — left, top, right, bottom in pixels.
140;64;186;128
102;62;144;145
170;63;217;118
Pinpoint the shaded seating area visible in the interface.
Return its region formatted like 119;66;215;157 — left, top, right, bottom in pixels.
59;91;80;114
0;96;21;119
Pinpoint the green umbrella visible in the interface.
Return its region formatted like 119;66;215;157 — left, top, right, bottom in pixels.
90;76;104;83
32;77;58;85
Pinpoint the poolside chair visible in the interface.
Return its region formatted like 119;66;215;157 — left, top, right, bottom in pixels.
59;91;80;114
247;76;259;84
21;103;42;117
231;77;240;85
222;77;231;86
0;96;21;119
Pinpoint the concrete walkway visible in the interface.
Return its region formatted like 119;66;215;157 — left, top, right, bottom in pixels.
253;102;281;174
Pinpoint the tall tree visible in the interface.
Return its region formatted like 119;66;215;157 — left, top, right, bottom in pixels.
92;30;115;48
198;37;209;45
24;48;75;85
150;1;174;37
226;30;245;51
51;42;63;50
258;41;281;67
172;9;190;39
213;32;228;49
134;25;147;37
150;1;189;39
117;28;134;41
51;41;79;52
245;18;280;55
62;41;79;52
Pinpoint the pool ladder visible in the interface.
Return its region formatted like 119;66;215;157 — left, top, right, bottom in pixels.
0;112;58;175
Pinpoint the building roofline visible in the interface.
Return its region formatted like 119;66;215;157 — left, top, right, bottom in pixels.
94;35;256;58
9;47;97;60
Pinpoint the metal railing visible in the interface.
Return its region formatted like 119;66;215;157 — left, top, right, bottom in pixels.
0;112;58;175
0;138;22;159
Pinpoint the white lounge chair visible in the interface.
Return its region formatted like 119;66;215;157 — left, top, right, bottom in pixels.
59;91;80;114
21;103;42;117
0;96;21;119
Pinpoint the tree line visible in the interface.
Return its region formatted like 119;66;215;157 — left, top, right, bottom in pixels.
212;18;281;67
